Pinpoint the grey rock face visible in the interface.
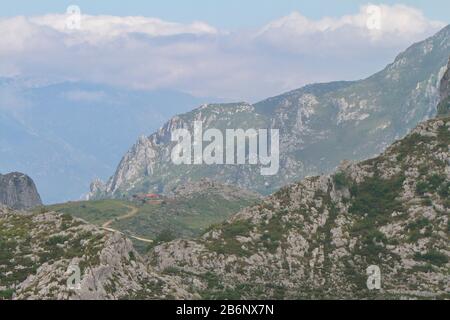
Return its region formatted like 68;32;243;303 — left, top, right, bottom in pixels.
438;57;450;116
0;172;42;209
167;178;262;201
87;178;107;200
0;207;192;300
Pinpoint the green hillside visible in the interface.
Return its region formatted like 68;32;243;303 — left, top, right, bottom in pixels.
39;181;259;253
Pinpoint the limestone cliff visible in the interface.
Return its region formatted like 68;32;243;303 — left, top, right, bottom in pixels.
438;58;450;116
0;172;42;210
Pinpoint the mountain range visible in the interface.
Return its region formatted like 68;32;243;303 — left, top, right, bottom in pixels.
89;25;450;200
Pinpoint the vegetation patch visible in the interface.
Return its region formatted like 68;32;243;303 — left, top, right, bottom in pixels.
436;122;450;147
349;174;405;218
416;174;447;196
406;218;432;243
413;250;449;267
333;172;350;189
261;216;284;253
206;220;253;256
45;193;257;255
393;133;432;161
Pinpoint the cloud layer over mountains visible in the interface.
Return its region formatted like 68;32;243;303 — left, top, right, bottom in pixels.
0;4;446;101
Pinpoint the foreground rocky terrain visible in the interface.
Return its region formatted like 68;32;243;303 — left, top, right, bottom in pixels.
150;116;450;299
0;205;191;299
0;172;42;210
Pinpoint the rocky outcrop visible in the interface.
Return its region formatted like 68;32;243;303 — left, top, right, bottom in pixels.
167;178;261;201
87;178;107;200
0;172;42;209
0;207;192;300
150;117;450;299
438;58;450;116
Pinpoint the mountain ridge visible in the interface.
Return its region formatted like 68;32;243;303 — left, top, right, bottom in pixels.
90;24;450;200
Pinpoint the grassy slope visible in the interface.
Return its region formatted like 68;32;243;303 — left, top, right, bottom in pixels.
39;194;258;253
39;199;131;225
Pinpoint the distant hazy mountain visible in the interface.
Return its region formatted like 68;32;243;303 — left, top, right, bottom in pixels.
92;25;450;199
0;80;216;203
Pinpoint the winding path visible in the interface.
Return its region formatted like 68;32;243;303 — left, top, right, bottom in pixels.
100;204;153;243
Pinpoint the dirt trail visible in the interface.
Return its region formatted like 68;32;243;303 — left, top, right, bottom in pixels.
101;204;153;243
102;204;138;228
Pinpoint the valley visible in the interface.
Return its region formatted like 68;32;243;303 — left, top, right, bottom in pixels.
38;180;260;253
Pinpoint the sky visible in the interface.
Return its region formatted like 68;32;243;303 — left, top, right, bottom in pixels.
0;1;448;101
2;0;450;29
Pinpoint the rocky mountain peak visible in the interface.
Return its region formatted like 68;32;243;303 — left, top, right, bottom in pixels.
91;25;450;200
0;172;42;210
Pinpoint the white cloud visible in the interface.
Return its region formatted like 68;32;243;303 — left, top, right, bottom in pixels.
255;4;445;52
30;14;218;44
258;4;443;37
0;4;446;101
